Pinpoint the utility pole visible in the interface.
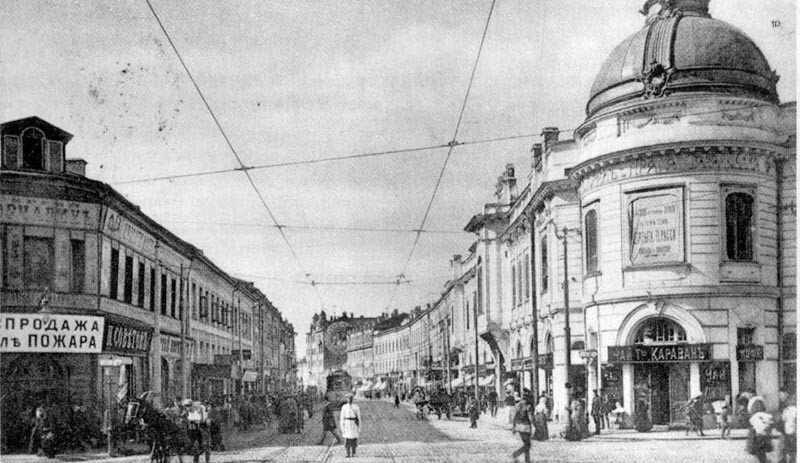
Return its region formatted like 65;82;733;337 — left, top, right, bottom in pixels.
555;226;577;435
529;211;540;398
259;302;265;394
473;286;480;402
445;318;452;394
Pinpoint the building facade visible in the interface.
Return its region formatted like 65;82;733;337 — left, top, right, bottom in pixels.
0;117;296;452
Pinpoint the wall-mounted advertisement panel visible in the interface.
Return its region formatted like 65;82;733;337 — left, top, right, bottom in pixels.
0;313;104;353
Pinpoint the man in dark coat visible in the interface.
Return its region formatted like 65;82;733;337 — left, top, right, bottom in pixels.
318;396;343;445
591;389;604;435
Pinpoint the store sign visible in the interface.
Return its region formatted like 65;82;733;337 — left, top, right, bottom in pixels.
510;358;524;372
104;320;151;356
0;196;99;229
627;187;684;266
103;210;157;256
608;343;712;363
0;313;104;353
736;345;764;361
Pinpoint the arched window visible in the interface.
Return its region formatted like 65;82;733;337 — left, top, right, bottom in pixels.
585;209;598;273
22;128;45;170
725;192;754;261
634;318;687;345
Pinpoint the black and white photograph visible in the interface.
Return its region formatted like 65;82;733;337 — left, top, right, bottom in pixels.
0;0;796;462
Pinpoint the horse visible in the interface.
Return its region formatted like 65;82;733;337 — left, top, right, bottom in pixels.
125;392;210;463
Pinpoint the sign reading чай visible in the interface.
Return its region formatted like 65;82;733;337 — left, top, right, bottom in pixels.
0;313;105;353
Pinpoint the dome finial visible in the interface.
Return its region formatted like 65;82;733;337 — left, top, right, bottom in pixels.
639;0;710;17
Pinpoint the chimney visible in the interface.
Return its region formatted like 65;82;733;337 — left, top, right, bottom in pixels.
531;144;543;170
541;127;559;151
65;158;87;177
451;254;462;281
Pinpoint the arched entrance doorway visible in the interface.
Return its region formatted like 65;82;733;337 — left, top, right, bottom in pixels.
632;318;689;425
0;354;70;451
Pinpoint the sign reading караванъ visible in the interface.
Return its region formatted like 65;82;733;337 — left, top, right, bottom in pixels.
0;313;104;353
608;343;712;363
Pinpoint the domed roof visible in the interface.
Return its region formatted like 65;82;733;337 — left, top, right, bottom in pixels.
586;0;778;118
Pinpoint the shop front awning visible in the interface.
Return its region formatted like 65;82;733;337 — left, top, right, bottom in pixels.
480;374;495;387
242;370;258;382
451;376;464;387
375;381;387;391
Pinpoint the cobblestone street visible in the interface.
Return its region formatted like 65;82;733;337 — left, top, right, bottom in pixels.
3;399;787;463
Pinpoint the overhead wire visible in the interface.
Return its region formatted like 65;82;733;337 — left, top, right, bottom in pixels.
144;0;324;309
384;0;498;312
163;219;467;235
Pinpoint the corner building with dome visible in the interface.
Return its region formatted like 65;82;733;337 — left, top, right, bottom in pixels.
467;0;797;426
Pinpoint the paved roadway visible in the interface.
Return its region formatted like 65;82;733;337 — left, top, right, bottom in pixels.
3;399;785;463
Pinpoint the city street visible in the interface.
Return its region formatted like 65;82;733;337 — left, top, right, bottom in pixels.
3;399;784;463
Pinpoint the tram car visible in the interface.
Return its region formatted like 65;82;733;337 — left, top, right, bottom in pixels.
325;369;353;409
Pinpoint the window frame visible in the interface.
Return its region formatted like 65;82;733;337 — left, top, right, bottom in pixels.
540;234;549;294
721;185;757;263
583;202;600;277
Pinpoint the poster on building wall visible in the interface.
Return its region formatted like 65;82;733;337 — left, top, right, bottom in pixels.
626;187;684;266
0;313;104;353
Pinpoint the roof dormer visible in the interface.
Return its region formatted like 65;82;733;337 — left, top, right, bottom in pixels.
1;117;73;174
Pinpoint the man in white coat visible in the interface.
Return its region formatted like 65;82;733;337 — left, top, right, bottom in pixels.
339;393;361;458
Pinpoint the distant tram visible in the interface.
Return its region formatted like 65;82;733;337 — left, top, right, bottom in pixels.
325;370;353;408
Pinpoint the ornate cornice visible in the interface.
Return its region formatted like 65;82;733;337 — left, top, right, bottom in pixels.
569;141;786;191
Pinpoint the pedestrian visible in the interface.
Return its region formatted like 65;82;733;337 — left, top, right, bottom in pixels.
591;389;603;435
684;394;705;436
533;396;549;441
488;390;498;418
602;391;613;429
318;396;342;446
468;396;479;428
505;389;517;429
339;393;361;458
778;390;796;463
634;399;652;433
28;405;55;458
713;395;732;439
746;395;774;463
394;393;400;409
511;393;534;463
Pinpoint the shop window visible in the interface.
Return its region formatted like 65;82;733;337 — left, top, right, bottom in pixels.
634;318;686;345
137;263;145;307
109;248;120;299
23;236;54;290
123;255;133;303
724;190;754;261
540;236;549;293
21;128;45;170
585;209;598;274
70;239;85;293
738;327;757;393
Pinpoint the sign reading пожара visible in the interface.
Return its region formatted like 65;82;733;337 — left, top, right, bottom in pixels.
0;313;104;353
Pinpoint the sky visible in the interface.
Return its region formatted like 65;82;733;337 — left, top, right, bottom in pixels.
1;0;795;358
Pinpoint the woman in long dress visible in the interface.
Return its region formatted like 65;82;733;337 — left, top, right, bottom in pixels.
533;396;549;441
339;394;361;458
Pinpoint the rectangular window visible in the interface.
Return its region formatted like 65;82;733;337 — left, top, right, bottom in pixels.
123;255;133;303
517;259;524;305
24;236;54;290
137;262;145;307
540;236;549;293
109;247;120;299
178;278;184;320
160;273;167;315
477;266;484;314
465;300;470;330
523;254;530;301
737;327;757;393
149;268;156;311
211;296;218;322
191;283;197;319
170;278;176;318
70;239;85;293
737;327;755;346
511;264;517;307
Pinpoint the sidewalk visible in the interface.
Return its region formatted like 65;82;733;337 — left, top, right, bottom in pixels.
478;405;749;442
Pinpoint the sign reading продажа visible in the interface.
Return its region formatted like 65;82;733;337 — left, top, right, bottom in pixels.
608;343;712;363
0;313;104;353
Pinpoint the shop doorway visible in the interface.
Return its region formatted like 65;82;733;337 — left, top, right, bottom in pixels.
634;363;689;424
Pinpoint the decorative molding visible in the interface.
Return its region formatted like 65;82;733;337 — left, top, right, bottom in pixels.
573;144;781;191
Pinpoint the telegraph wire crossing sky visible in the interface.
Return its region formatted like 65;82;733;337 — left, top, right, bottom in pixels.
0;0;794;355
